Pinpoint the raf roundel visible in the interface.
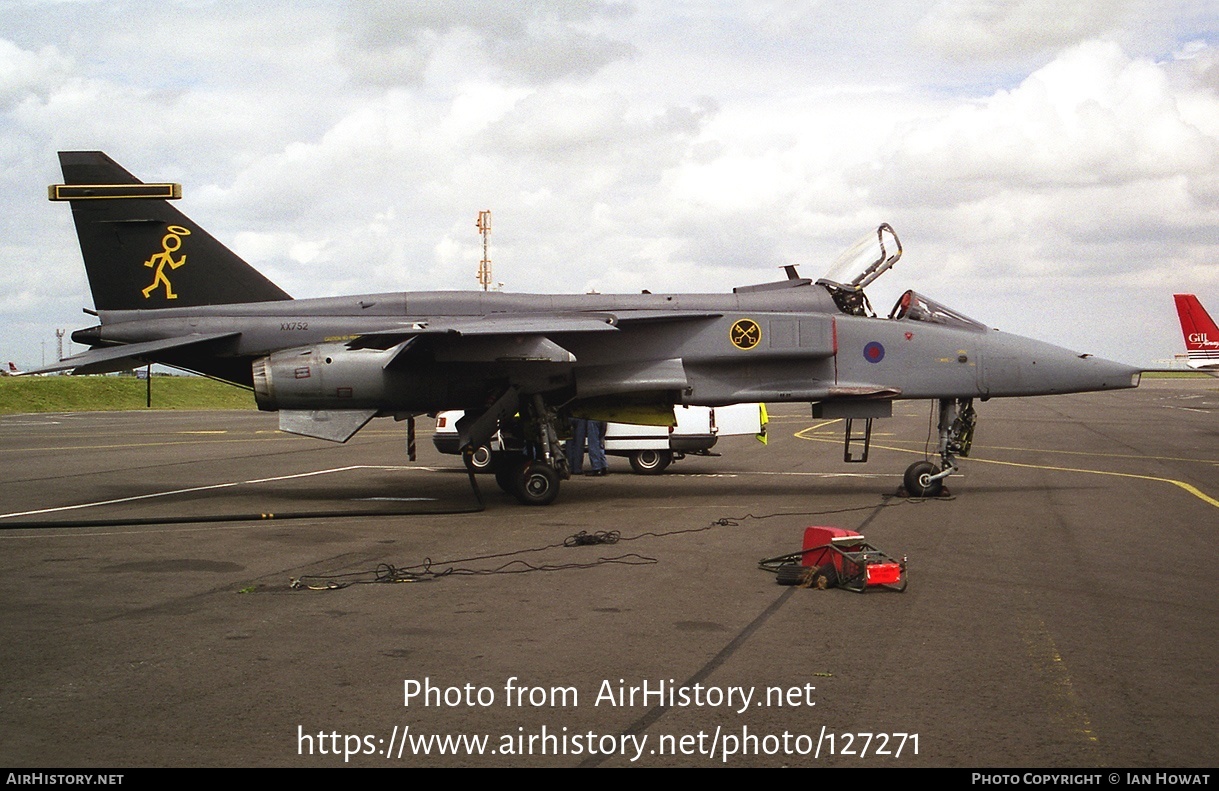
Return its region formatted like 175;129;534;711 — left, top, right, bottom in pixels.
863;341;885;363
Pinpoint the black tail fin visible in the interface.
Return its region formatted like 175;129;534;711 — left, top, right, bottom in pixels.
54;151;292;311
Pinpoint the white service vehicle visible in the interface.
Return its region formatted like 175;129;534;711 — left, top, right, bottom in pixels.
433;404;767;475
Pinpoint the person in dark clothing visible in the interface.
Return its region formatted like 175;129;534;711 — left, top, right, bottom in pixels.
566;418;609;476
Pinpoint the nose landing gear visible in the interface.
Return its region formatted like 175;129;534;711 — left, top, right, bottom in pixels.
903;397;975;498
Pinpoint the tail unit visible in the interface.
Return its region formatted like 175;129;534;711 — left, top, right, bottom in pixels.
1173;294;1219;370
51;151;291;312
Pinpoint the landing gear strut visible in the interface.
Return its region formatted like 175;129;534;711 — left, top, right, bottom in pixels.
484;394;571;505
904;397;975;497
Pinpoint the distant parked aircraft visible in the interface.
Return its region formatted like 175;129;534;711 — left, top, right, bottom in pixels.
1173;294;1219;371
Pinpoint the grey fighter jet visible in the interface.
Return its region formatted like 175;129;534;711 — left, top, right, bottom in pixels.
38;151;1141;505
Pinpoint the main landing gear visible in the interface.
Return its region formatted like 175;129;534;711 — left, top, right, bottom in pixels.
475;394;570;506
903;397;976;498
493;456;563;506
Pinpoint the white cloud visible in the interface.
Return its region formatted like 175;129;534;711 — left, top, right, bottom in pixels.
339;0;635;86
0;38;73;110
871;42;1218;202
2;2;1218;370
916;0;1138;60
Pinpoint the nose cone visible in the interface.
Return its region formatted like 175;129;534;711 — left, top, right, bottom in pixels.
982;332;1141;398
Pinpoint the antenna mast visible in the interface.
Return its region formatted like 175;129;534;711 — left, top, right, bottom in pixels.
476;210;492;291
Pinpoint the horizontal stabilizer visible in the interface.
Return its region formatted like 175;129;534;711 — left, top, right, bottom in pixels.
278;409;377;442
25;332;240;376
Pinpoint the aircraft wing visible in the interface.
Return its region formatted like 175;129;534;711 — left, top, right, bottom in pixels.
606;310;723;325
348;315;617;350
410;315;621;335
349;310;719;350
25;332;241;376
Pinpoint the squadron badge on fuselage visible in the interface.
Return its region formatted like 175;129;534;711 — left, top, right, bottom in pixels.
730;318;761;350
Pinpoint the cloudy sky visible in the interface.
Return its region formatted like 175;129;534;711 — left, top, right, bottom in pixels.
2;0;1217;369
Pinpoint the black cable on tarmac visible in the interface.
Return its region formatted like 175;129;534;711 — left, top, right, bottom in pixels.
291;497;913;590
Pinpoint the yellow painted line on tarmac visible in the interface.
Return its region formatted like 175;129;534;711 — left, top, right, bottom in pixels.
794;422;898;439
966;457;1219;509
971;444;1219;467
794;420;841;437
796;422;1218;466
1016;609;1101;752
794;427;1219;509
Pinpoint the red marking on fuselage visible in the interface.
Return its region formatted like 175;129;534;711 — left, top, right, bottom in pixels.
832;317;839;384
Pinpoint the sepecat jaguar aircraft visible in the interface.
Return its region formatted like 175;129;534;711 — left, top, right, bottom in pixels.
36;151;1141;504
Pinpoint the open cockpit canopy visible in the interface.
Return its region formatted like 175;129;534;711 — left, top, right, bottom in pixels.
816;224;985;331
816;224;902;316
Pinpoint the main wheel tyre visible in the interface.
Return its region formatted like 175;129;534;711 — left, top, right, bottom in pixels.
514;462;560;506
904;461;942;498
493;454;524;494
463;444;494;474
629;449;672;475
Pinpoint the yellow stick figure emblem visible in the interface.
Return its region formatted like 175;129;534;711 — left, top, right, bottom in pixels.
142;225;191;299
730;318;761;350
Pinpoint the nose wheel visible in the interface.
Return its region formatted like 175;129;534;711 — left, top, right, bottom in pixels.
903;461;943;498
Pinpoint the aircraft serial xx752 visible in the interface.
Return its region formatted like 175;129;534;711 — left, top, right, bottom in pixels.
35;151;1142;505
